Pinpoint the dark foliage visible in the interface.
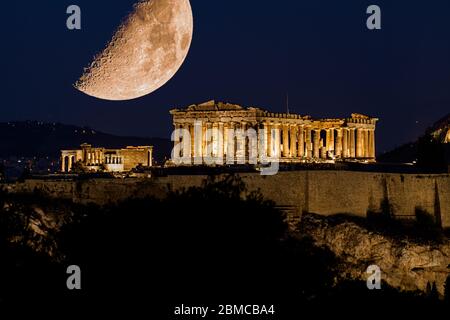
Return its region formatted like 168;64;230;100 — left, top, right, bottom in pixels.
417;134;448;171
0;176;448;316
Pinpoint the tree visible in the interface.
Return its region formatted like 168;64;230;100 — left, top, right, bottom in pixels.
70;160;87;174
445;275;450;303
417;134;447;171
0;163;5;182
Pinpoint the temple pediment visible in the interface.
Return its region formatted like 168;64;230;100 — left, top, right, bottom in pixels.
185;100;245;112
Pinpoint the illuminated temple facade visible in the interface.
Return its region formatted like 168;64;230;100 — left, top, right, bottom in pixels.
170;101;379;165
61;143;153;172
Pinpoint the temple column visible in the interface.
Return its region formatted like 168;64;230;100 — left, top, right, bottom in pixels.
326;129;332;155
305;128;312;159
217;122;224;164
350;128;356;158
205;122;213;161
282;124;289;158
247;123;258;164
212;122;219;157
356;128;363;158
182;123;192;163
320;138;327;159
273;123;281;158
68;155;73;171
298;126;305;158
369;129;375;159
360;129;365;158
290;125;297;158
190;124;195;160
362;129;369;158
367;130;371;158
61;155;65;172
237;122;247;163
257;123;264;160
330;129;335;155
336;128;343;158
267;123;272;157
342;129;348;158
193;121;203;164
223;123;229;158
202;122;207;157
313;129;320;159
226;122;236;164
173;124;181;161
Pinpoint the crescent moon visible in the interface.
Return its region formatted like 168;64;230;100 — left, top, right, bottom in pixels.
75;0;193;101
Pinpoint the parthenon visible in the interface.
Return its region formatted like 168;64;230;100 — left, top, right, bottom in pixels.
170;100;378;165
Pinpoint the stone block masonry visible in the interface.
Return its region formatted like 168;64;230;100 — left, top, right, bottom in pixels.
4;171;450;229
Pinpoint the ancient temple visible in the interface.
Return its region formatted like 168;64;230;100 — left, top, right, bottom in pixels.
61;144;153;172
170;100;378;165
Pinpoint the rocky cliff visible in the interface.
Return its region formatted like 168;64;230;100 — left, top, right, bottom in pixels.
300;213;450;297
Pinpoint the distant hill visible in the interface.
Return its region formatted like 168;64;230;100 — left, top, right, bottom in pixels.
0;121;172;163
378;114;450;164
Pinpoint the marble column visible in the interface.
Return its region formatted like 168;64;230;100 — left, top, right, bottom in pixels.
342;129;348;158
190;125;195;159
202;122;207;157
330;129;335;154
369;129;375;159
298;126;305;158
356;128;363;158
173;124;181;160
182;123;192;163
326;129;332;154
227;122;236;164
217;122;224;164
237;122;247;163
313;129;320;159
364;129;370;158
205;122;213;159
257;123;264;160
267;123;272;157
223;124;229;158
274;124;281;158
61;155;65;172
290;125;297;158
212;122;219;157
305;128;312;159
336;128;343;158
282;124;289;158
193;122;203;163
350;129;356;158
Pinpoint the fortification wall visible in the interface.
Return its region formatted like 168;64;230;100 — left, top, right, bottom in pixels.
3;171;450;228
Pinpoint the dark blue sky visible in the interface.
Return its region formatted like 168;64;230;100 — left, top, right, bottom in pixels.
3;0;450;153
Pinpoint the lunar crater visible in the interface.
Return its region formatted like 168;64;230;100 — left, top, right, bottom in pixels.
75;0;193;101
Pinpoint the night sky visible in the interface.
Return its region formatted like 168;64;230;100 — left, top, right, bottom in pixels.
3;0;450;154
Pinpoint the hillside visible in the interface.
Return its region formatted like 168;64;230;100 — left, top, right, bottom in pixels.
378;114;450;164
0;121;172;163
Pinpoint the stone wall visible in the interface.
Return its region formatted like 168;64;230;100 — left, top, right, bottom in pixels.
3;171;450;228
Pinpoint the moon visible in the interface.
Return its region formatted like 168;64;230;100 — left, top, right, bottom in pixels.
75;0;193;101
